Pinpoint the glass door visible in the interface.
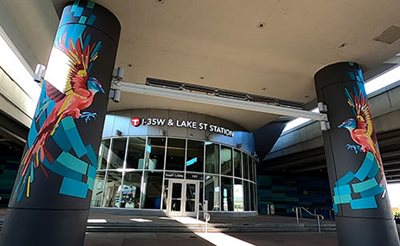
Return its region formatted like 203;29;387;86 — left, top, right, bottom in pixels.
169;182;183;215
167;180;199;216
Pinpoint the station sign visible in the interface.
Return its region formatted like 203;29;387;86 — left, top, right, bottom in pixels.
164;172;203;180
131;117;234;137
186;173;203;180
165;172;184;179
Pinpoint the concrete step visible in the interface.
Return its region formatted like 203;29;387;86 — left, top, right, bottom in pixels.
85;222;336;233
0;219;336;233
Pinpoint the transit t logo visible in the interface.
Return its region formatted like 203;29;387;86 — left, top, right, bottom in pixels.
131;117;141;127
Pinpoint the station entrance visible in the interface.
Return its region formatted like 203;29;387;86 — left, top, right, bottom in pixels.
166;179;200;217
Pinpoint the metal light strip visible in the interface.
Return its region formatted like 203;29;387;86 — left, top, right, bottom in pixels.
116;82;328;121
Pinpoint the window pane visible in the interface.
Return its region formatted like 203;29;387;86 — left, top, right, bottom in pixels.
221;177;233;211
221;146;232;176
244;181;250;211
90;172;105;207
171;200;181;211
172;183;182;198
254;161;257;182
204;175;220;211
243;154;249;180
186;140;204;172
98;139;110;170
234;179;244;211
205;143;219;174
162;179;168;210
250;182;255;211
142;171;163;209
251;159;257;182
185;183;196;212
109;138;127;169
199;182;204;211
249;157;254;181
233;150;242;178
253;183;257;211
103;172;122;208
126;137;145;169
121;172;141;208
146;138;166;170
166;138;185;171
171;182;183;212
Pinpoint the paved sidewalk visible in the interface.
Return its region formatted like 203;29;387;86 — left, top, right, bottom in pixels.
2;208;399;245
84;232;214;246
84;232;339;246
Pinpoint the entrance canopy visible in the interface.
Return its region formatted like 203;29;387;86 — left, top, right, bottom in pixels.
1;0;400;129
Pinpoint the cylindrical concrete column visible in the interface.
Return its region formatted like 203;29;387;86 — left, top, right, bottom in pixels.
315;62;400;246
0;1;120;245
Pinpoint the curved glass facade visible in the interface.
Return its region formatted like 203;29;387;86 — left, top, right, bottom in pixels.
91;136;257;212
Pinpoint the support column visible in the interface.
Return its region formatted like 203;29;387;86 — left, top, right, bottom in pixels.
314;62;400;246
0;1;120;246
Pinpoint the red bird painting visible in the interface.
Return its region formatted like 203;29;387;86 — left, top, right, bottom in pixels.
338;88;386;188
21;35;104;179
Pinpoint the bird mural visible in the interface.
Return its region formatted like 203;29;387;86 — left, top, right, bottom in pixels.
20;34;104;184
338;88;386;189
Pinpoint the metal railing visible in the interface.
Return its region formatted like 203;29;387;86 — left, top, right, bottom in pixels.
196;202;203;221
294;207;324;233
196;200;211;233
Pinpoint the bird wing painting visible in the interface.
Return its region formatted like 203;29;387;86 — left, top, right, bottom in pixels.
332;85;386;213
16;33;104;200
338;87;386;187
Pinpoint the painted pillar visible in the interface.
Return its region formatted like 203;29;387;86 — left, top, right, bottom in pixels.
314;62;400;246
0;1;120;245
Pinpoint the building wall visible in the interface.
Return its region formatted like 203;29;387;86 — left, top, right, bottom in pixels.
257;175;332;218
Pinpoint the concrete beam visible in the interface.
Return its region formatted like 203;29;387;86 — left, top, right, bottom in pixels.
117;82;328;121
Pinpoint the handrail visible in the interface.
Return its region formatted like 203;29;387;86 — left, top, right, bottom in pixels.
204;212;211;233
294;207;324;234
203;201;210;233
196;201;211;233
